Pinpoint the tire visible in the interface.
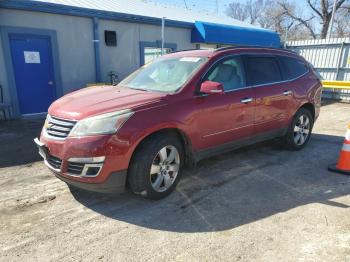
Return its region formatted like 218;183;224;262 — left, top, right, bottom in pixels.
284;107;314;151
128;134;184;200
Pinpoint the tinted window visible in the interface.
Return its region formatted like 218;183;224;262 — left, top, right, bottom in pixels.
245;56;282;86
204;56;245;91
279;56;308;80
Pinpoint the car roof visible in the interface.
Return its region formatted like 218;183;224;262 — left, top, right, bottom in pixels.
165;46;300;59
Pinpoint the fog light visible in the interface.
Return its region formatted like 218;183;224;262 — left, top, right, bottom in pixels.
67;156;105;177
85;166;101;177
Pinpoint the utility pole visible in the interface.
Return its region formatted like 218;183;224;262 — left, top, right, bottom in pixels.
215;0;219;15
161;17;165;55
327;0;337;39
284;21;295;48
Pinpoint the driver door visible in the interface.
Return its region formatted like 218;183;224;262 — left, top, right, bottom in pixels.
192;55;255;151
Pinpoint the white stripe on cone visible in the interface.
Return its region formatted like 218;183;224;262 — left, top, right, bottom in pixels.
346;129;350;141
342;143;350;152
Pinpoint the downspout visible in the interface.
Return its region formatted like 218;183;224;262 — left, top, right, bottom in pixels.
93;17;102;83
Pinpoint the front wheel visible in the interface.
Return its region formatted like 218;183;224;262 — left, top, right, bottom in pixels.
128;134;183;200
284;108;314;150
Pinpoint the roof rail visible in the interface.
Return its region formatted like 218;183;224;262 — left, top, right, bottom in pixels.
169;48;202;53
214;46;239;52
214;45;294;53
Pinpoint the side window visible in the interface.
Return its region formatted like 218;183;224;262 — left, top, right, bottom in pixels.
245;56;282;86
204;56;245;91
279;56;309;80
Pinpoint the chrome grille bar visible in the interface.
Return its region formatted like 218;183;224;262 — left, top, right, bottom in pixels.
47;125;72;132
49;116;76;127
45;115;77;139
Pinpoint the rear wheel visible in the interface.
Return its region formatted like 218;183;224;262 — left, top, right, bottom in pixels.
284;108;313;150
128;134;183;200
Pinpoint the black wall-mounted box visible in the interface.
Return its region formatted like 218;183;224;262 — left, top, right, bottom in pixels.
105;31;117;46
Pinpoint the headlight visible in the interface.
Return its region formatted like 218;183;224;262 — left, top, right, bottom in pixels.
69;109;134;137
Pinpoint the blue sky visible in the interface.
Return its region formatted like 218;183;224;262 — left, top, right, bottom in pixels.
148;0;234;15
148;0;308;16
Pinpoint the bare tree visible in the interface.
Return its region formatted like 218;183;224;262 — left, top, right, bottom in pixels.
227;0;274;25
280;0;349;38
226;2;249;22
279;1;317;39
227;0;265;26
226;0;350;39
306;0;347;38
246;0;266;24
257;0;290;31
226;0;307;40
333;7;350;37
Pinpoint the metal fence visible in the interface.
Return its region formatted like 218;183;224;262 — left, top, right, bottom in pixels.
286;38;350;101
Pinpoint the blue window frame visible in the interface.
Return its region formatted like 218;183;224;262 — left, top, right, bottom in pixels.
139;41;177;66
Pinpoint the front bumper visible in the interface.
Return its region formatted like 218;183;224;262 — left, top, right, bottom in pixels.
54;169;127;194
34;134;131;193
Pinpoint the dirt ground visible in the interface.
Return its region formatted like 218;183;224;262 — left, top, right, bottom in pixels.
0;102;350;262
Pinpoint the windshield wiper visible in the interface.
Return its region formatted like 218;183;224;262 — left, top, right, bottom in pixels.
128;87;151;92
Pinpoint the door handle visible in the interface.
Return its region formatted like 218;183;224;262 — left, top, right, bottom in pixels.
241;97;253;104
282;90;292;96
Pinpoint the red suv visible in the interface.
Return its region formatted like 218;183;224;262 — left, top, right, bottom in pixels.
35;47;322;200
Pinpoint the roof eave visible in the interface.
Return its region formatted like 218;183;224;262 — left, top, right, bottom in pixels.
0;0;194;29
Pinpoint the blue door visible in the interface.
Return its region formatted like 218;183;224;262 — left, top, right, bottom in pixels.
9;34;56;114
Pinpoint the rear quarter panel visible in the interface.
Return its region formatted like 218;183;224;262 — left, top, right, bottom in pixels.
293;71;322;120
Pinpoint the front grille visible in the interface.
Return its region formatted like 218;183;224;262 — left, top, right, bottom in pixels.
47;155;62;170
46;115;77;139
67;162;85;175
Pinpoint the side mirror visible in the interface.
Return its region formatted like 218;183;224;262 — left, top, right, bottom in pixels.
200;81;224;95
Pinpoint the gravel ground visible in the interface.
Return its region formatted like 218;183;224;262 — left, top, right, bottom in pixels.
0;102;350;262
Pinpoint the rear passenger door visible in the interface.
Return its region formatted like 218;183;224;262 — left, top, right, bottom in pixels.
244;55;293;135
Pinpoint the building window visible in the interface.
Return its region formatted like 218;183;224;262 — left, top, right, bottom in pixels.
139;41;177;66
144;47;172;64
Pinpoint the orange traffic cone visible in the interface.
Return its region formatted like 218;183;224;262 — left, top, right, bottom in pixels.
328;124;350;175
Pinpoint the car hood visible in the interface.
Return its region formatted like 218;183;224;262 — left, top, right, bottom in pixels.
48;85;167;120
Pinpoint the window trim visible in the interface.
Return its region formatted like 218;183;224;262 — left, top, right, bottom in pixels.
204;55;246;92
197;54;249;94
277;55;310;81
196;52;310;96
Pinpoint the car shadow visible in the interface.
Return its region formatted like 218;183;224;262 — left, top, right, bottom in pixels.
0;118;44;168
70;133;350;233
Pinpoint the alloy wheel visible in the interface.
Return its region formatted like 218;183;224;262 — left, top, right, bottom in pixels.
149;145;180;192
293;114;311;146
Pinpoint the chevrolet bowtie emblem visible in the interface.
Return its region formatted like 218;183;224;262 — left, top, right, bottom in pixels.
45;122;53;129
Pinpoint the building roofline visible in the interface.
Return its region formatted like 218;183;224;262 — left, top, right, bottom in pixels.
0;0;193;28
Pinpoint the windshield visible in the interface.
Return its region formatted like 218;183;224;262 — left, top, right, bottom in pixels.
119;56;208;93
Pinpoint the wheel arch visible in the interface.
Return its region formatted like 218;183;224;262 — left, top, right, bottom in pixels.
129;127;195;171
299;102;315;119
